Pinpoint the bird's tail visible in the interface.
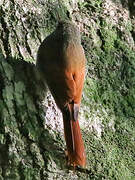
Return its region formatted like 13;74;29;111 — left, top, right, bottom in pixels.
62;103;86;168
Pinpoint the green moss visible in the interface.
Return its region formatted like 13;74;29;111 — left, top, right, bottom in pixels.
21;167;40;180
81;7;135;177
81;129;135;179
78;0;102;13
0;134;5;144
1;61;14;81
0;0;135;179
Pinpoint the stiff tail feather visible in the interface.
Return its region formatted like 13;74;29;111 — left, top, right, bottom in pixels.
62;104;86;167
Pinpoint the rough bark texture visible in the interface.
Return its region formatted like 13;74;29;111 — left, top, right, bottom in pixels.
0;0;135;179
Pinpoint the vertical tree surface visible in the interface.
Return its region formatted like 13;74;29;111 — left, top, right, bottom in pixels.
0;0;135;179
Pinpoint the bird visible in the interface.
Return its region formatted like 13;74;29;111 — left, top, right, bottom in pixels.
36;20;86;168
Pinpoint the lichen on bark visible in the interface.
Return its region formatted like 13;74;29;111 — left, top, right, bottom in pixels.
0;0;135;179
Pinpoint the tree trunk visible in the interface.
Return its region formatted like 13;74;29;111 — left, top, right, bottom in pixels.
0;0;135;179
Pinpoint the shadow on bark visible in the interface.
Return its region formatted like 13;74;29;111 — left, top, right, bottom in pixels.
0;56;66;179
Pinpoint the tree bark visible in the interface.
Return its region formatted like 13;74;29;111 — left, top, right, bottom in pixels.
0;0;135;179
0;1;67;179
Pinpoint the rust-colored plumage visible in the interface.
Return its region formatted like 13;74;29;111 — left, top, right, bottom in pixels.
36;21;86;167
